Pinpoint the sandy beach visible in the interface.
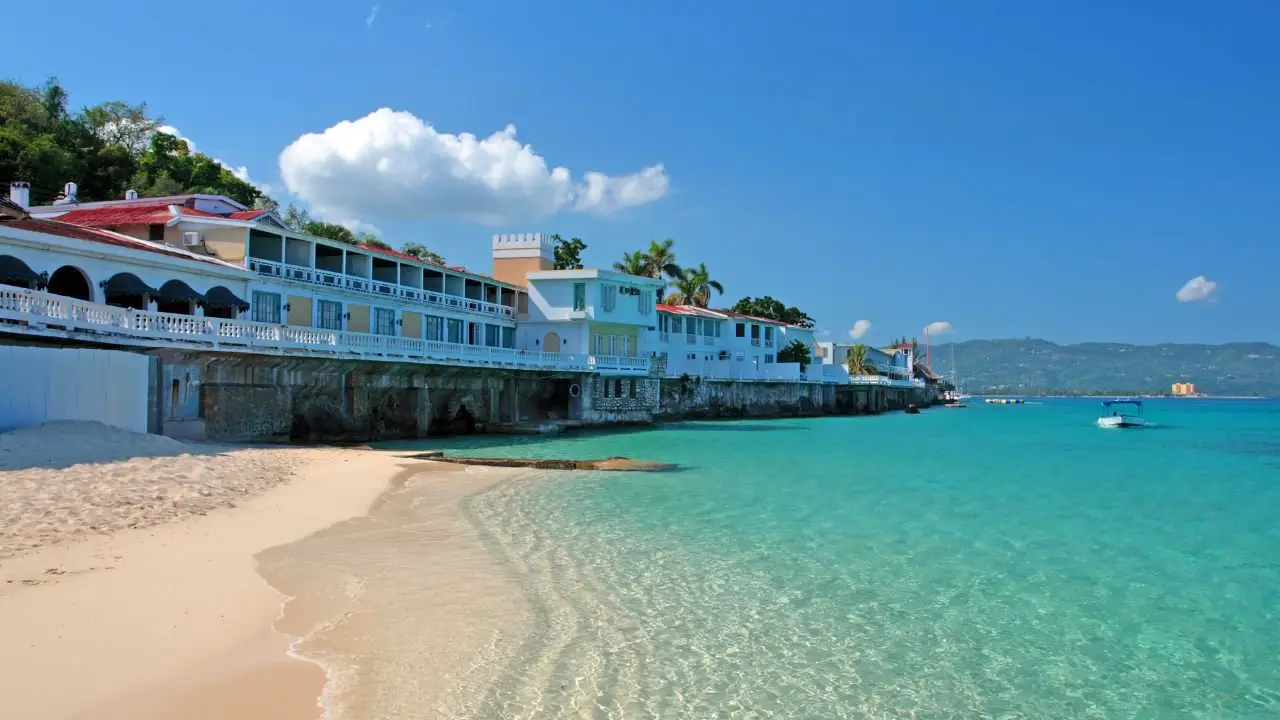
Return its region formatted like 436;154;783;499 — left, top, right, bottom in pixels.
0;422;437;719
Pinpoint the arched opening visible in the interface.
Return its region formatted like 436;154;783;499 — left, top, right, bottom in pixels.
46;266;92;301
0;255;40;290
543;332;561;353
202;286;249;319
155;279;204;316
103;273;157;310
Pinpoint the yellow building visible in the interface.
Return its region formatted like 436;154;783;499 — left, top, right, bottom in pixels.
1171;382;1196;396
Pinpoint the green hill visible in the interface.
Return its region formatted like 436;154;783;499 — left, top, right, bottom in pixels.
932;339;1280;396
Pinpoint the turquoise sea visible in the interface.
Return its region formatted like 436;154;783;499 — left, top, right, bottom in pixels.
437;399;1280;718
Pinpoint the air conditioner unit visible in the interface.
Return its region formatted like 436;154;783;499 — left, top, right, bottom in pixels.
182;231;203;247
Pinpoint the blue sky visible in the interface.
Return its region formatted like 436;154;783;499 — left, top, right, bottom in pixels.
8;1;1279;345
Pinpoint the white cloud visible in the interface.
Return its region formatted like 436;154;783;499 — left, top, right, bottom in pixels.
1176;275;1217;303
366;4;379;27
848;319;871;340
156;125;265;192
924;321;953;336
278;108;670;225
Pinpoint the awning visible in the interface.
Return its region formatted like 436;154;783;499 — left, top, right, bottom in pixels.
156;279;205;304
203;285;250;312
102;272;159;297
0;255;40;286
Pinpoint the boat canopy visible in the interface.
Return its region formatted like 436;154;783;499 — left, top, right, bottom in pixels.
1102;400;1144;408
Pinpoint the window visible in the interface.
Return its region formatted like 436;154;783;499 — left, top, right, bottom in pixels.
604;379;612;398
764;327;774;345
620;335;631;356
425;315;443;341
764;355;775;364
447;318;463;344
614;379;623;397
658;314;668;332
572;283;586;311
148;224;166;242
374;308;396;335
687;352;697;360
736;323;745;337
629;380;638;398
591;334;602;355
751;325;761;339
686;319;697;342
671;317;682;334
485;324;501;347
607;334;617;355
317;300;343;330
637;290;651;315
601;284;617;312
703;319;715;337
502;327;515;348
251;291;282;324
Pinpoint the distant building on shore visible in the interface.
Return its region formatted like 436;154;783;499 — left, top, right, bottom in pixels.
1171;382;1197;396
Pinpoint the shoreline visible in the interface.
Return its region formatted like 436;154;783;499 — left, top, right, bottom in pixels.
0;445;409;719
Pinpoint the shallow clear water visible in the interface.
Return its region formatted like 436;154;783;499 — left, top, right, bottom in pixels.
431;400;1280;718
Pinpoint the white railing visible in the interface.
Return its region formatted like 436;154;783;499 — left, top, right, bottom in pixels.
847;374;921;389
247;257;515;319
0;286;646;375
588;355;650;375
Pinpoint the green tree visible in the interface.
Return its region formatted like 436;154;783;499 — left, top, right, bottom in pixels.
644;238;682;279
667;263;724;308
846;344;873;375
778;339;813;371
551;233;586;269
612;250;649;275
401;242;446;265
730;296;815;328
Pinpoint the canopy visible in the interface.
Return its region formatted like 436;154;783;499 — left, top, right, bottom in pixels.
1102;400;1144;407
102;272;158;297
0;255;40;286
156;279;205;304
203;285;250;312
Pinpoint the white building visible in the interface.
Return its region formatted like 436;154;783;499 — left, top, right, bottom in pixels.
814;340;921;389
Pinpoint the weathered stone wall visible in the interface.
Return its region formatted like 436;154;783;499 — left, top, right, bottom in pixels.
657;378;830;420
150;351;575;442
579;374;660;425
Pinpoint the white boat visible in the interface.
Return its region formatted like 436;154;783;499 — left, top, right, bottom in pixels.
943;345;967;407
1097;399;1146;428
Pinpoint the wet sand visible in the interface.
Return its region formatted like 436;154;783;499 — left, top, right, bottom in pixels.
0;443;407;719
255;462;534;718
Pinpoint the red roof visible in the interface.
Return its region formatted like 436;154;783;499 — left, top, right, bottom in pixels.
51;203;175;227
228;209;268;221
656;304;726;319
175;207;224;219
3;218;243;269
355;243;429;264
716;310;794;327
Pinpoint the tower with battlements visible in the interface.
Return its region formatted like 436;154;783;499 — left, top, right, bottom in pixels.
491;233;554;286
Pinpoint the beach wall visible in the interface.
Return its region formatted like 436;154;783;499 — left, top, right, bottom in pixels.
0;344;155;433
656;377;830;420
145;351;586;442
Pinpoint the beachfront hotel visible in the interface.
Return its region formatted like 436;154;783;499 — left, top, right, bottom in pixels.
0;180;935;438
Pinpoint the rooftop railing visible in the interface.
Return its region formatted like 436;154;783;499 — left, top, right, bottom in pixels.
247;258;514;319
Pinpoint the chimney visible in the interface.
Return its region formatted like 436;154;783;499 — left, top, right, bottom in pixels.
8;181;30;210
491;232;555;286
125;189;138;200
52;181;79;206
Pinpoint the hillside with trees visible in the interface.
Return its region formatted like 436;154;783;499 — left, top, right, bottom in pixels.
935;339;1280;396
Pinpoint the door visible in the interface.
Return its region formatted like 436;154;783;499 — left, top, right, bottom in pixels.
543;332;561;352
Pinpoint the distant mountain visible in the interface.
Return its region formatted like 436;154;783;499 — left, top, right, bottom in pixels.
931;339;1280;396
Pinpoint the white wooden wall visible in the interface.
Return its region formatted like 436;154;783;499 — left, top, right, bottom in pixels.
0;346;151;433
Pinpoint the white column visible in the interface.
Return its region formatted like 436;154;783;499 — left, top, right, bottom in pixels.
309;240;316;269
279;234;286;265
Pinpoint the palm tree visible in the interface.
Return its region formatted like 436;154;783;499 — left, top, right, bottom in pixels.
667;263;724;308
644;238;682;280
612;251;650;276
846;344;873;375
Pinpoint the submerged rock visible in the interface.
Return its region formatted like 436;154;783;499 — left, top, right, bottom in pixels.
423;455;676;472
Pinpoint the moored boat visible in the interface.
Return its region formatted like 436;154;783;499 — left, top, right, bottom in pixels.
1097;399;1146;428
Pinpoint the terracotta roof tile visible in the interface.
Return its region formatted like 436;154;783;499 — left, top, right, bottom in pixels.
50;203;175;227
227;209;268;220
3;218;244;270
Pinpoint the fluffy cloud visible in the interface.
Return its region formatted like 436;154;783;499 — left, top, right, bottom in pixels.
1176;275;1217;303
278;109;670;225
365;4;379;28
849;319;871;340
156;125;263;191
924;321;953;336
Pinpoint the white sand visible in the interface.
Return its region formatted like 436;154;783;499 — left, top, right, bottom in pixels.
0;422;411;719
1;421;299;560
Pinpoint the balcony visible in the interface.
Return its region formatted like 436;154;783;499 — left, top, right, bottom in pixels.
0;287;645;375
847;374;923;389
247;258;514;319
